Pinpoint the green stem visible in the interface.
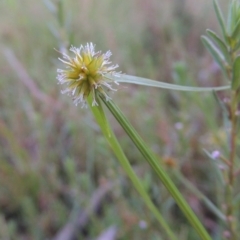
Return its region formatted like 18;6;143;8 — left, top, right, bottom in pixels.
88;96;177;240
225;91;238;240
99;93;212;240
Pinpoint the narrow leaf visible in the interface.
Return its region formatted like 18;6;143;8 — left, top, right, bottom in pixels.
201;36;228;77
206;29;231;64
87;95;177;240
100;94;212;240
232;55;240;90
213;0;227;39
227;0;240;35
231;18;240;43
108;74;230;91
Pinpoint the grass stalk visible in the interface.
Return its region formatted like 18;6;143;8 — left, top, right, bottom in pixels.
99;93;212;240
87;95;177;240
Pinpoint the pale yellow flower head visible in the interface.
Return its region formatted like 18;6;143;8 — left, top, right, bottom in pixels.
57;43;119;107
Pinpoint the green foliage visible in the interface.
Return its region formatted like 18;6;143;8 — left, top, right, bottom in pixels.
213;0;227;40
0;0;239;239
99;93;211;240
201;36;228;77
115;74;230;91
206;29;231;64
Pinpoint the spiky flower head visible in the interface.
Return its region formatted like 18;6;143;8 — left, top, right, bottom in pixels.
57;43;119;107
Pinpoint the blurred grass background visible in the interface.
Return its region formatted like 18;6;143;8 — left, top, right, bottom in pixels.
0;0;230;239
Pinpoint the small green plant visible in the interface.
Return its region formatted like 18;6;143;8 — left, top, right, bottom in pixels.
201;0;240;239
56;1;240;239
2;0;240;238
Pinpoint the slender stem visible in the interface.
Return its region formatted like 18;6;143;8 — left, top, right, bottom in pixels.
229;94;238;185
225;91;238;240
88;96;177;240
223;42;239;239
99;93;212;240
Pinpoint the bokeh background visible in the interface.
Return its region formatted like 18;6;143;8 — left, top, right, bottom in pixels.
0;0;229;239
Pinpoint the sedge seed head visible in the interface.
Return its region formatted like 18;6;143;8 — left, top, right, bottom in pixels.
57;43;120;107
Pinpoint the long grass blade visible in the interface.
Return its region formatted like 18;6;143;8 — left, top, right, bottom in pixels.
108;74;230;91
87;94;177;240
99;93;212;240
